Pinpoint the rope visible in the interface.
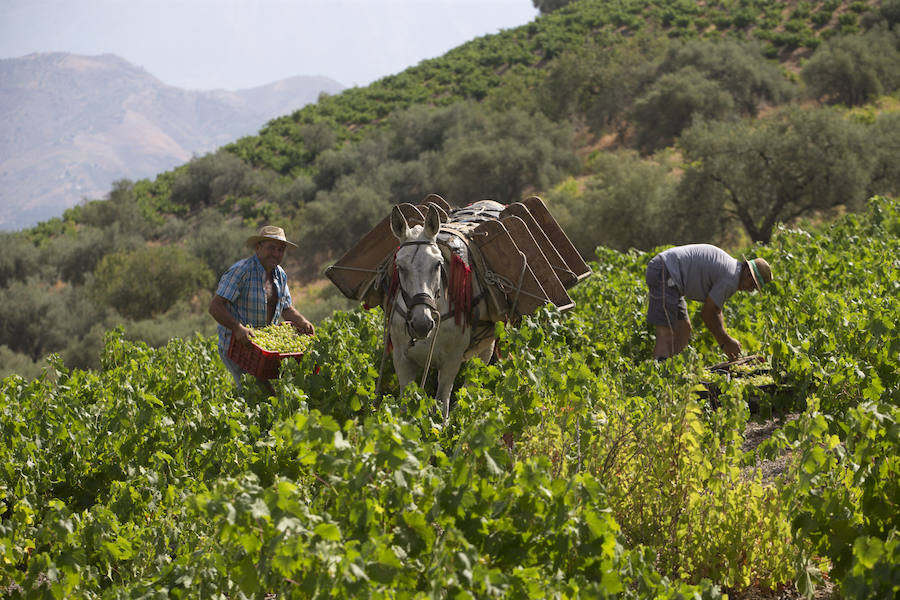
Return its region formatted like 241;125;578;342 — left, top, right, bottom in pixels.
420;312;441;389
482;252;540;318
551;264;577;281
327;264;381;274
376;242;445;396
508;252;528;318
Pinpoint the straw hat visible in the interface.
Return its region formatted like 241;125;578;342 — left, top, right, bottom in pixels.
246;225;297;249
743;255;772;290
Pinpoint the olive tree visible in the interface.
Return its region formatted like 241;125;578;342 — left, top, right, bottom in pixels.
654;38;794;116
533;0;574;15
867;111;900;199
0;278;103;363
0;231;40;287
89;245;213;319
677;106;872;243
538;35;664;135
169;150;256;210
630;67;735;153
77;179;154;236
801;30;900;106
297;181;391;262
434;107;579;205
187;210;254;278
46;225;142;285
548;150;684;256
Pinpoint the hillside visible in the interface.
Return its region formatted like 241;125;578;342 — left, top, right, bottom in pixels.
0;52;344;230
1;0;899;378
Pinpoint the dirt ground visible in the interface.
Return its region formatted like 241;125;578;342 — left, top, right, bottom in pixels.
741;413;797;483
734;413;836;600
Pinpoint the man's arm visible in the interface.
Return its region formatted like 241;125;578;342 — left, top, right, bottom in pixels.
282;304;315;335
209;295;252;344
701;296;741;359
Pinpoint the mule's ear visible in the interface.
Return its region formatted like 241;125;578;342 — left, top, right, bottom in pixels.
424;204;441;239
391;205;409;239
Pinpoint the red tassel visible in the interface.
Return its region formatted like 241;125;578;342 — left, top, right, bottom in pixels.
449;254;472;328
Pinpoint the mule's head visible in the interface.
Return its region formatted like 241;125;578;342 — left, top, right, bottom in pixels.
391;204;444;340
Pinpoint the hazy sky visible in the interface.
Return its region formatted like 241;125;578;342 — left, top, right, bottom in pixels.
1;0;540;90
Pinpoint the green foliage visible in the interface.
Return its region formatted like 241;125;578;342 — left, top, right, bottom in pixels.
4;198;900;596
0;346;46;381
44;224;144;285
435;107;579;205
548;149;685;255
298;180;392;262
801;29;900;106
185;208;254;278
71;179;156;236
537;34;665;134
653;38;795;116
866;110;900;199
0;231;41;288
862;0;900;29
533;0;575;15
169;149;262;212
0;278;99;362
89;245;214;320
630;66;736;153
678;105;872;242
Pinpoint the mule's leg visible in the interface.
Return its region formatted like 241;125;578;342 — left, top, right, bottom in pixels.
435;359;464;425
457;338;496;392
392;347;419;393
474;341;495;365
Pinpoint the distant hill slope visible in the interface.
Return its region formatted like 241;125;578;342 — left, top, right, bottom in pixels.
0;52;344;230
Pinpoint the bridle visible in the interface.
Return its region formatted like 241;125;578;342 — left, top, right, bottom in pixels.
374;231;489;400
392;240;445;344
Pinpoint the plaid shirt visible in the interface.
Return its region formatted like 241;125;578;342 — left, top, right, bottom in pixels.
215;254;292;355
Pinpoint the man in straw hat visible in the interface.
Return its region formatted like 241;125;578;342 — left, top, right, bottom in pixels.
209;225;315;387
645;243;772;360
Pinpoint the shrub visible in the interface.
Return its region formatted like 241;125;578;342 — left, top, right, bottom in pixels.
89;245;214;319
630;67;735;153
802;30;900;105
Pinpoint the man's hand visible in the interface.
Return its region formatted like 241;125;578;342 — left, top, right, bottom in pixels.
290;317;315;336
283;305;315;336
721;336;742;360
233;323;252;345
702;296;741;360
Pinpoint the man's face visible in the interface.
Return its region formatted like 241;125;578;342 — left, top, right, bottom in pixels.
738;267;758;292
256;239;287;271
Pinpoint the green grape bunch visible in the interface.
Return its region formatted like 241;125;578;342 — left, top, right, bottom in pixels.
246;323;313;354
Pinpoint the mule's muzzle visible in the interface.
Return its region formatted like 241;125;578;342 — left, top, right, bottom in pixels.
405;292;438;340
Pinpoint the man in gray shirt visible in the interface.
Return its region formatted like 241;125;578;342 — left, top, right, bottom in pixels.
645;244;772;360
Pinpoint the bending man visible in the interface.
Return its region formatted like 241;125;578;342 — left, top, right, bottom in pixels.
646;244;771;360
209;225;315;387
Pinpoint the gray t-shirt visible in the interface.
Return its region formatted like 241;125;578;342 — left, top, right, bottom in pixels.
659;244;741;308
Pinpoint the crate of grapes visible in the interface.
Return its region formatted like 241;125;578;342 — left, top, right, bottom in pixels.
227;323;313;380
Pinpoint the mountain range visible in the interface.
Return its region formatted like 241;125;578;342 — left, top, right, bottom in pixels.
0;52;344;230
